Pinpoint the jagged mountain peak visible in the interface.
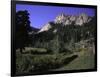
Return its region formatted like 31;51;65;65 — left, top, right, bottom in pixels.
54;13;67;24
38;22;52;33
38;13;92;33
54;13;91;26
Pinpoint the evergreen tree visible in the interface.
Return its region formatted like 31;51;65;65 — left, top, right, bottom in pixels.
16;10;31;53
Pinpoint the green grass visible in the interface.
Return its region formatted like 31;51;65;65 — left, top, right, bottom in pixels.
23;47;47;53
16;49;77;74
16;47;95;74
56;48;95;70
16;47;53;54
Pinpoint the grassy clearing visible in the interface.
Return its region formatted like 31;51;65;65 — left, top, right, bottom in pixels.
16;47;52;54
56;48;95;70
24;47;47;53
16;47;95;74
16;49;77;74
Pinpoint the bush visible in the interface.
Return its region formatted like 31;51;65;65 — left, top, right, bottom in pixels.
59;48;73;55
16;52;78;74
26;55;63;72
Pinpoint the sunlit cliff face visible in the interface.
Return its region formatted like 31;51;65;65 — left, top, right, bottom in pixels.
55;13;92;26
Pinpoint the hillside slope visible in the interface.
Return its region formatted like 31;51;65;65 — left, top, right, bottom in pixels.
56;48;95;70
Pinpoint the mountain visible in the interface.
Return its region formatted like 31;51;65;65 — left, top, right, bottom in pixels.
31;27;40;32
28;27;40;35
31;13;95;53
38;23;52;33
55;13;92;26
38;13;92;33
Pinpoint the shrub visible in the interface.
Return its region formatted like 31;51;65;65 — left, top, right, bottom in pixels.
16;52;78;74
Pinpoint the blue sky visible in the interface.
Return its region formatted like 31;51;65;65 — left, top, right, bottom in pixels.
16;4;95;29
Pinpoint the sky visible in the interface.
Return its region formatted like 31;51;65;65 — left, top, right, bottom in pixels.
16;4;95;29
